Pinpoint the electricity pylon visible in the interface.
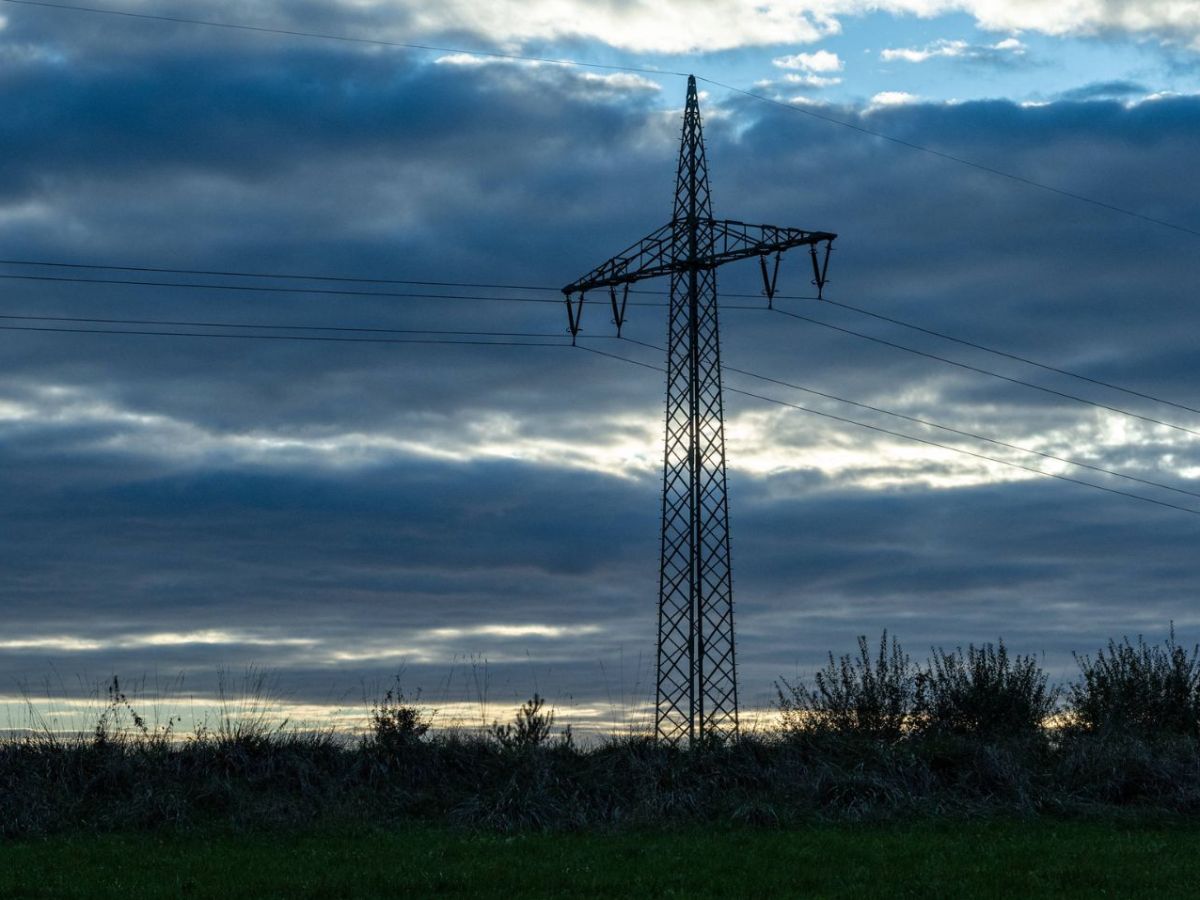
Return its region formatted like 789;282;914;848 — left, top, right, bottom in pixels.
562;75;836;745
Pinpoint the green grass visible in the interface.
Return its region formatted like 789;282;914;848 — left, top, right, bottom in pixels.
2;821;1198;898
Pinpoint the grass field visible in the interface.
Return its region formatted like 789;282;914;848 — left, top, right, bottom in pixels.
2;821;1198;898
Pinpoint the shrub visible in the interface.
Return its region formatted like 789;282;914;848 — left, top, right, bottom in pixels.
491;694;557;751
777;632;915;740
916;641;1058;739
367;681;431;753
1069;627;1200;738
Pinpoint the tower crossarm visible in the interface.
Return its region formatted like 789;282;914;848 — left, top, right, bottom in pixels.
560;218;836;341
561;218;835;295
706;219;836;269
560;221;676;296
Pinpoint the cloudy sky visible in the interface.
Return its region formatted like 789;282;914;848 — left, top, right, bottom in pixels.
3;0;1200;733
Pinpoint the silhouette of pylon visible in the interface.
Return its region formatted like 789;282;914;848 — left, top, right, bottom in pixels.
562;76;837;744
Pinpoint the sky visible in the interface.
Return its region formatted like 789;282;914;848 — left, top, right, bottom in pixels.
3;0;1200;734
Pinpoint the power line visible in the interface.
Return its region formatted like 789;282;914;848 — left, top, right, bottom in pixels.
0;0;688;78
4;4;1195;240
0;258;807;300
10;253;1198;423
576;342;1200;519
5;258;1193;421
6;255;1199;423
0;323;571;347
0;271;778;309
618;336;1200;502
770;306;1200;439
792;295;1200;418
0;271;564;304
17;307;1190;501
725;385;1200;517
0;312;569;338
696;76;1200;241
0;258;826;301
0;257;564;291
6;313;1197;513
14;305;1192;501
7;261;1199;435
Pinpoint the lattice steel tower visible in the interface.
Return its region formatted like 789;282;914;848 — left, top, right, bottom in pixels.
562;76;836;744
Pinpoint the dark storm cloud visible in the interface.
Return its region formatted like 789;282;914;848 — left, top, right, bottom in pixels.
711;91;1200;409
0;48;656;192
1058;80;1150;102
3;11;1200;720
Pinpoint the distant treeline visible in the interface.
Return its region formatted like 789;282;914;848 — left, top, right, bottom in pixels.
3;629;1200;835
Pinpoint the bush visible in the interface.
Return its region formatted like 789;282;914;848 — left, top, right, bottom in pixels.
490;694;560;751
777;632;915;740
1069;627;1200;738
916;641;1058;740
368;681;432;753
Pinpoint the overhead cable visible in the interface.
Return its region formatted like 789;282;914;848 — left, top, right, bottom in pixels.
770;306;1200;438
618;335;1200;502
0;323;571;347
799;296;1200;418
6;260;1199;433
6;317;1197;512
576;343;1200;518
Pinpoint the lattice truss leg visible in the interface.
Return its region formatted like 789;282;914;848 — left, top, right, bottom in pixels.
656;85;738;744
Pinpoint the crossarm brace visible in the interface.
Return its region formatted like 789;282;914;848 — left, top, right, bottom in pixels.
561;218;835;340
562;218;835;295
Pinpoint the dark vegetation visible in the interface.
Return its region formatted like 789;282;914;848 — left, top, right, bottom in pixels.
4;631;1200;836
